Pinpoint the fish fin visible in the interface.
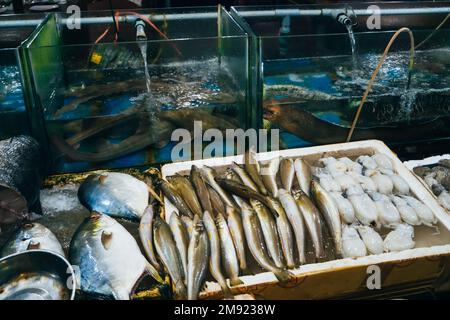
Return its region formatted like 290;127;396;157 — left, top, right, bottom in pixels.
145;262;164;284
101;230;113;250
98;174;108;183
230;277;243;287
27;240;40;250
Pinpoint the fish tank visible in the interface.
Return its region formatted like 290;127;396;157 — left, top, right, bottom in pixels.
231;2;450;158
21;7;249;174
0;13;44;139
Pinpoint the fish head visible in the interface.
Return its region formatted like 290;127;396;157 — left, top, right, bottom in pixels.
263;100;282;122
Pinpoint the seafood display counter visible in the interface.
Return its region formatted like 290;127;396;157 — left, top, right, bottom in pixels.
0;13;44;139
162;140;450;299
230;3;450;156
21;8;249;173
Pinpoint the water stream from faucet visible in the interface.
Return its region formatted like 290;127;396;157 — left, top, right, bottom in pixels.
345;23;358;67
138;41;151;93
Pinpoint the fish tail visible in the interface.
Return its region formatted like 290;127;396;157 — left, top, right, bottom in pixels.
230;277;243;287
220;282;234;300
145;263;164;284
275;269;294;284
174;282;188;300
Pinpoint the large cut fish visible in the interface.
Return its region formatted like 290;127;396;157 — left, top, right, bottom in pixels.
78;172;148;221
70;213;163;300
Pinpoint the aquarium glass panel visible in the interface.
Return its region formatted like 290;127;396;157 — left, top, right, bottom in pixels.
23;8;249;173
0;13;45;140
232;3;450;152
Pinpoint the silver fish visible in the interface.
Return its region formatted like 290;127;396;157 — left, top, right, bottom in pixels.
265;197;296;269
244;146;268;195
277;189;306;264
190;165;214;214
78;172;148;221
168;174;203;217
139;205;161;271
70;213;163;300
158;179;193;218
153;215;186;299
207;184;226;216
201;166;238;210
187;215;209;300
226;206;249;274
294;158;312;195
250;199;285;269
169;211;189;281
261;157;280;197
216;213;243;287
292;189;325;259
311;181;342;256
241;203;292;282
203;210;233;298
1;222;64;258
231;162;258;191
280;157;295;192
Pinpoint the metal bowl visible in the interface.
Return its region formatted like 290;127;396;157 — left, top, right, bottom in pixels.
0;250;76;300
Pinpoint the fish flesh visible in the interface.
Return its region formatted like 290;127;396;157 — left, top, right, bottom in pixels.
187;215;209;300
279;158;295;192
226;206;249;274
244;146;268;195
1;222;64;257
342;225;367;258
346;185;378;226
153;214;187;299
356;226;383;255
202;210;233;298
169;212;189;281
261;157;280;197
389;195;420;226
357;155;378;170
347;172;377;192
338;157;363;174
368;192;401;228
294;158;311;195
250;199;285;269
139;205;161;271
278;189;306;264
383;224;415;252
0;135;42;224
401;195;436;226
265;197;296;269
158;179;193;218
168;174;203;217
311;181;343;256
70;213;163;300
216;213;243;287
190;165;213;214
241;202;292;282
78;172;148;221
329;192;355;224
292;189;325;259
202;166;238;210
